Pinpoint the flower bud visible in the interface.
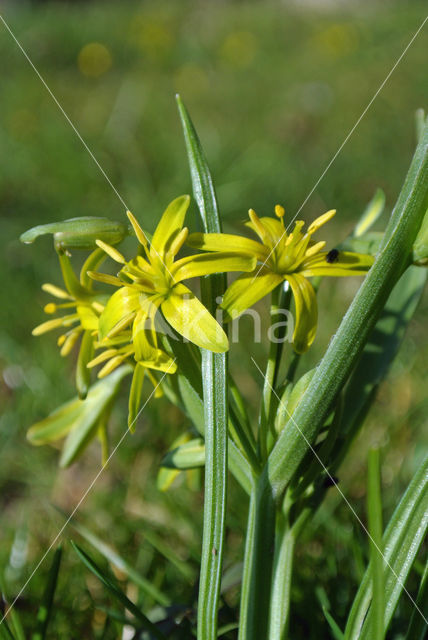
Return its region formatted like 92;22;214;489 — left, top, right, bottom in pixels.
20;217;129;250
413;208;428;265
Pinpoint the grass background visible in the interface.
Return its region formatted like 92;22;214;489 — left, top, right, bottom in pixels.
0;0;427;637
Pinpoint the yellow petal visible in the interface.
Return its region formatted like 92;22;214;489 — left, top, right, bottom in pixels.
221;269;283;320
161;283;228;352
132;304;176;372
246;209;275;246
98;287;141;340
187;232;269;261
300;251;374;277
150;195;190;260
172;253;256;282
285;274;318;353
77;304;99;331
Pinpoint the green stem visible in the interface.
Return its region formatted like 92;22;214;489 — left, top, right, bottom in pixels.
198;349;228;640
176;95;229;640
259;286;282;461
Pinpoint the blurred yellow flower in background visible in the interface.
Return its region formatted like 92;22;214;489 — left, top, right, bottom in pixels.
78;42;112;77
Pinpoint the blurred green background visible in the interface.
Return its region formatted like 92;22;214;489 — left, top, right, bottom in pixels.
0;0;427;637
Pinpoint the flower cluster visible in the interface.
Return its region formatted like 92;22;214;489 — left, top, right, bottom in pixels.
25;195;373;463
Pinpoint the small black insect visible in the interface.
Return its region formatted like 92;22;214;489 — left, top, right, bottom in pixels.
323;475;339;488
326;248;339;263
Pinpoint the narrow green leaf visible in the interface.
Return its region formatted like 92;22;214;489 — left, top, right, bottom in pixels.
71;542;166;640
62;515;170;606
177;95;227;640
323;608;345;640
169;340;253;494
404;562;428;640
161;437;205;469
268;517;295;639
353;189;385;238
345;457;428;639
367;449;384;640
27;365;132;465
31;547;62;640
0;619;15;640
0;579;24;640
59;365;132;467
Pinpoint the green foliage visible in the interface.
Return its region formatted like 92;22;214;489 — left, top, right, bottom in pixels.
1;2;427;638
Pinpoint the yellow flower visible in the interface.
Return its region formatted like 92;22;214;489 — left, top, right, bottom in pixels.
90;195;256;368
187;205;374;353
32;249;106;354
32;249;110;398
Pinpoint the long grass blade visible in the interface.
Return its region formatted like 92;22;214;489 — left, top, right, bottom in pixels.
177;94;228;640
367;449;384;640
31;547;62;640
345;457;428;639
71;542;166;640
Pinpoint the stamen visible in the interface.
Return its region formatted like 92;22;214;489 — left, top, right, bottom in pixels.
147;369;164;398
305;240;326;258
98;354;127;378
308;209;336;234
106;312;136;339
249;209;269;243
32;314;79;335
87;271;124;287
87;349;118;368
95;239;126;264
44;302;76;314
60;329;82;356
91;301;105;314
42;283;71;299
